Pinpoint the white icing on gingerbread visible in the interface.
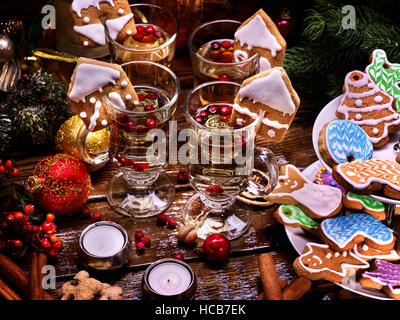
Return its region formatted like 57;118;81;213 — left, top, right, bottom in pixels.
105;13;134;40
108;92;126;109
88;101;102;131
69;63;121;103
234;49;248;62
71;0;115;18
234;14;281;57
73;23;106;45
239;68;295;115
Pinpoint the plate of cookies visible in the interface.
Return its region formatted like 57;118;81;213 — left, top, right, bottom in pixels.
267;160;399;300
312;49;400;205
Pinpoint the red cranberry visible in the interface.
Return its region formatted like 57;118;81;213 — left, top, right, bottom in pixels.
198;110;208;118
145;118;158;129
145;26;154;34
135;230;145;242
30;225;39;234
144;105;154;112
10;168;18;177
140;236;151;247
220;117;228;123
91;212;102;222
211;42;221;50
203;233;231;261
138;94;145;101
157;213;168;226
133;32;144;41
24;204;35;215
53;240;63;249
125;120;137;132
136;26;144;32
136;241;145;253
221;40;232;48
195;116;203;123
41;238;51;249
154;31;162;38
177;171;189;184
13;240;22;248
207;105;218;114
5;160;12;168
173;253;184;261
14;212;24;221
167;217;177;229
218;73;230;81
219;105;231;116
0;165;5;174
46;213;55;222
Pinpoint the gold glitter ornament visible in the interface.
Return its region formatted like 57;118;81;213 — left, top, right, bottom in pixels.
55;115;110;172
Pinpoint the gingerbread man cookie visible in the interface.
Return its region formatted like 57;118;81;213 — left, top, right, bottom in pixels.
70;0;137;47
293;242;369;283
367;49;400;113
332;159;400;200
319;213;395;252
233;9;286;72
360;259;400;300
230;67;300;141
68;57;139;131
336;70;400;147
265;164;342;220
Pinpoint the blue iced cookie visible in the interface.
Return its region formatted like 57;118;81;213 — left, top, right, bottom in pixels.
318;120;373;168
320;213;394;252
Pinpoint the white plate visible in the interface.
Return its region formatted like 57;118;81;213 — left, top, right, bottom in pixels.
312;95;400;205
284;160;391;300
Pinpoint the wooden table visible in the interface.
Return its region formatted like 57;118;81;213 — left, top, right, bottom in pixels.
4;47;368;301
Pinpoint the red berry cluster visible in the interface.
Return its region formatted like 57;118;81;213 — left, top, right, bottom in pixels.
208;40;234;63
156;213;176;229
133;25;163;43
0;159;18;178
134;230;151;253
0;205;63;258
195;104;232;124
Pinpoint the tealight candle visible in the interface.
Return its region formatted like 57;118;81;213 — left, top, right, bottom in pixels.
142;258;197;300
77;221;131;271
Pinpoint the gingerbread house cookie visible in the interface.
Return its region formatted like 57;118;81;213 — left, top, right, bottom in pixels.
230;67;300;141
70;0;137;47
233;9;286;71
68;57;139;132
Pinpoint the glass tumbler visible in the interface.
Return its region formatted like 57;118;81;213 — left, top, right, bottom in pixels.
106;3;178;67
78;61;180;218
188;20;259;86
183;81;279;240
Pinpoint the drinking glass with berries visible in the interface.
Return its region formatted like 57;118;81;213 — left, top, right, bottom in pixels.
106;3;178;67
78;61;180;218
188;20;260;86
183;81;279;240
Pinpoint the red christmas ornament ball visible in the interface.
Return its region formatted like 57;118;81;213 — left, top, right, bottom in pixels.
203;233;231;262
26;154;91;215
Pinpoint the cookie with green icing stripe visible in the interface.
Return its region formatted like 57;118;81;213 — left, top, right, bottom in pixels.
274;204;320;233
367;49;400;113
343;192;386;221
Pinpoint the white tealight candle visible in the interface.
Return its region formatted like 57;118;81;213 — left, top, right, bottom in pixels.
148;262;192;296
82;225;125;258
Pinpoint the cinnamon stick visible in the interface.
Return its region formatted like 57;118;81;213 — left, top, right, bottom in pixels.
0;278;22;300
30;253;40;300
37;253;47;300
0;253;54;300
256;277;287;300
257;253;282;300
282;277;312;300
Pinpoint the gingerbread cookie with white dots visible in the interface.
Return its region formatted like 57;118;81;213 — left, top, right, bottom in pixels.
68;57;139;132
233;9;286;72
70;0;137;48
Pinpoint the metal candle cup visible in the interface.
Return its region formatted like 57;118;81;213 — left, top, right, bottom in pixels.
142;258;197;300
77;221;131;271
